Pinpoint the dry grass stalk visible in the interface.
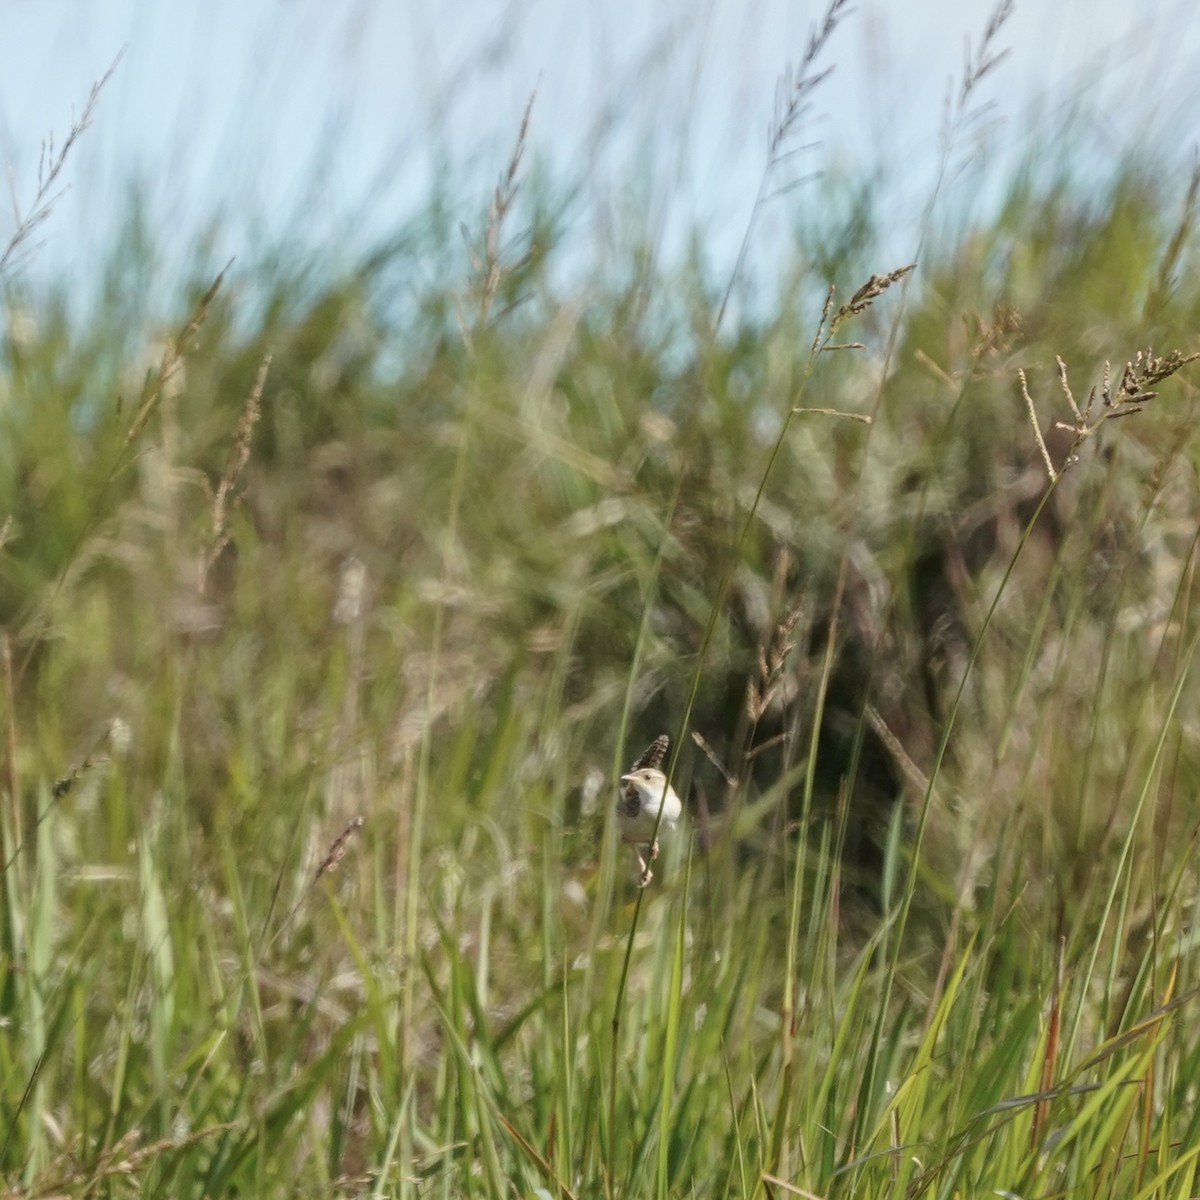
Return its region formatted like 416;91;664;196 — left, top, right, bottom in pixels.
314;815;365;883
51;726;116;799
810;284;837;354
747;604;802;722
1145;159;1200;319
1055;347;1200;448
690;730;738;787
864;704;930;797
1018;366;1057;483
1055;354;1083;425
1109;347;1200;397
259;813;367;954
12;262;229;685
12;1122;239;1197
938;1;1016;185
0;51;123;278
1030;941;1066;1155
716;0;852;334
460;89;537;340
968;305;1023;362
125;262;231;448
2;636;19;852
199;353;270;592
791;406;872;422
768;0;854;165
1021;346;1199;478
805;263;916;356
957;0;1015;109
3;720;124;874
744;732;790;762
830;264;918;331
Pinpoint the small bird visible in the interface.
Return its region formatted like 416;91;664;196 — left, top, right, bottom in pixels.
618;734;683;887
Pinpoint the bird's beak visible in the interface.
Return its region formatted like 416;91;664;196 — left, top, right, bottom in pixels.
619;773;633;783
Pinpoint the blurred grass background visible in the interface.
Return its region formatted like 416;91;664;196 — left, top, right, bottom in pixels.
4;4;1200;1197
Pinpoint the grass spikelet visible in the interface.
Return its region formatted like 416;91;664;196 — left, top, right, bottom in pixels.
830;263;918;330
199;352;270;591
0;51;123;278
313;815;366;883
124;262;231;447
1023;345;1199;475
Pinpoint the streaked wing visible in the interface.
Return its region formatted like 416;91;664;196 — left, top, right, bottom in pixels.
618;734;669;818
630;734;669;773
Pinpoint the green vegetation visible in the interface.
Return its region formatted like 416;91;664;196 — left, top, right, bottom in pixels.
4;7;1200;1198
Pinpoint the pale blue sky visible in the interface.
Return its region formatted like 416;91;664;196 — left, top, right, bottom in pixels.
2;0;1199;295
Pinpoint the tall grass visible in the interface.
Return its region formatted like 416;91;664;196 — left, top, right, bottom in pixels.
3;9;1200;1199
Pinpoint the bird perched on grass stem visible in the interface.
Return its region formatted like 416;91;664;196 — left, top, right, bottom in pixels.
618;734;682;887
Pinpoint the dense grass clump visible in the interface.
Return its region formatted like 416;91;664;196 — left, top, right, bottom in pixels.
5;16;1200;1199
